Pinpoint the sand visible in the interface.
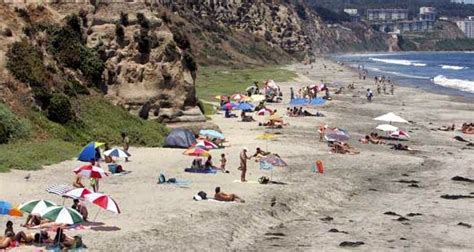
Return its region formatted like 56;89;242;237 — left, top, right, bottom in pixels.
1;58;473;251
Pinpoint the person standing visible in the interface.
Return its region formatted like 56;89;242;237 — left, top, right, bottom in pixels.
376;84;381;95
290;87;295;101
367;89;373;102
390;84;394;95
383;83;387;94
121;132;130;162
374;76;378;85
238;148;251;182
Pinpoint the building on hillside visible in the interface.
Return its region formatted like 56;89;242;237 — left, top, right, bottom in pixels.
367;9;409;21
419;7;437;21
344;8;361;22
451;0;474;4
456;16;474;38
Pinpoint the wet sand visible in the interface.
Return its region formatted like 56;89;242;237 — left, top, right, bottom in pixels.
1;59;473;251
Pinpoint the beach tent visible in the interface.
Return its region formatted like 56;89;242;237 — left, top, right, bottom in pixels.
374;112;408;124
164;128;196;148
376;124;399;132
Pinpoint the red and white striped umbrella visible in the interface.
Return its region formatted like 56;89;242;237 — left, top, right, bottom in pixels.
231;94;247;101
85;193;120;214
63;188;92;199
195;140;218;150
73;165;108;179
257;108;272;116
390;130;410;139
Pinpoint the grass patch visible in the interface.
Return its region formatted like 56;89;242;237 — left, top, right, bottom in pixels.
0;97;168;172
196;66;297;101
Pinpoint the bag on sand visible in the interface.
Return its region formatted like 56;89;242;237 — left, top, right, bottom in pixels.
197;191;207;200
258;176;270;184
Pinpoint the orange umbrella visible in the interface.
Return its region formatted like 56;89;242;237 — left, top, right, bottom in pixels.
183;148;210;157
9;208;23;217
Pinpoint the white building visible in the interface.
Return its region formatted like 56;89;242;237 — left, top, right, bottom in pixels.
451;0;474;4
456;17;474;38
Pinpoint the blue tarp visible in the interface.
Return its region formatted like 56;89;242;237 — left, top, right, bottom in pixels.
164;128;197;148
289;98;326;106
236;102;254;111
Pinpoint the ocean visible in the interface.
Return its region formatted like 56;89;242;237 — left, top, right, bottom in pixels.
333;52;474;97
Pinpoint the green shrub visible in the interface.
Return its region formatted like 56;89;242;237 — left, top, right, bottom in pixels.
136;12;150;29
65;14;82;36
64;79;90;97
0;103;31;144
171;27;191;49
6;40;47;87
47;94;75;124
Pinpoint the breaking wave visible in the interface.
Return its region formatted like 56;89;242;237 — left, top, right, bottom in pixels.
440;65;468;70
432;75;474;93
370;58;427;67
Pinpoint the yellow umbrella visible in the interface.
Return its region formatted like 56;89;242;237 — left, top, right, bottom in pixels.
250;95;265;102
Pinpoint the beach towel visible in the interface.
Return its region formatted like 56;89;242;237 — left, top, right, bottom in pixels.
46;184;74;196
184;168;217;174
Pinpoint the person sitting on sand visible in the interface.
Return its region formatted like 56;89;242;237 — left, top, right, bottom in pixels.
53;227;76;249
331;142;359;155
461;123;474;134
34;230;53;245
205;155;218;170
5;222;35;244
214;187;245;203
240;111;255;122
22;214;43;228
72;199;88;222
368;133;385;144
225;108;237;118
359;135;370;144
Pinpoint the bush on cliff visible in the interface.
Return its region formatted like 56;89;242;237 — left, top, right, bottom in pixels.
0;103;31;144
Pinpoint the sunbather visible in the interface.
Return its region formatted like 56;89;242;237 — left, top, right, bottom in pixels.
214;187;245;203
205;155;218;170
241;111;255;122
391;143;414;151
461;123;474;134
22;214;43;227
0;235;12;249
331;142;359;155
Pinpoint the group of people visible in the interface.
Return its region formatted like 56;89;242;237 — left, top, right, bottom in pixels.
359;132;386;144
290;82;329;100
438;123;474;134
1;221;84;250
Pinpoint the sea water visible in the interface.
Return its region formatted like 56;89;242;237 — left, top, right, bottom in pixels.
334;52;474;98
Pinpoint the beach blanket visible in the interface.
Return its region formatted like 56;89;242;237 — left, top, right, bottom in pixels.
46;184;74;196
184;168;217;174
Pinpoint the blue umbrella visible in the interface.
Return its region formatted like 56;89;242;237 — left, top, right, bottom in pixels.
199;130;225;140
78;142;104;162
0;200;12;215
236;102;254;111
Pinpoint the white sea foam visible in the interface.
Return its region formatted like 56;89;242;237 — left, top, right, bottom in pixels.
440;65;468;70
370;58;426;67
366;67;430;80
432;75;474;93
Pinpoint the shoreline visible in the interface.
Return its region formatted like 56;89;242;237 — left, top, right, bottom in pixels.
1;58;473;251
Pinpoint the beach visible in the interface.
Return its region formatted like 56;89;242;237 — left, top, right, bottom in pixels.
1;58;473;251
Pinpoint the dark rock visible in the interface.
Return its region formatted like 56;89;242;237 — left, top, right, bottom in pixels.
369;188;378;191
406;213;423;217
396;179;419;184
320;216;334;222
400;237;407;240
384;211;399;216
265;232;286;236
339;241;364;247
409;184;419;188
396;217;410;222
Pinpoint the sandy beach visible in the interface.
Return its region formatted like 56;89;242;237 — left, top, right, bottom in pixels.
1;58;473;251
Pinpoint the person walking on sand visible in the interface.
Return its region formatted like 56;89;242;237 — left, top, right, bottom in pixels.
318;125;326;142
390;84;394;95
220;153;229;173
121;132;130;162
238;148;251;182
383;83;387;94
367;89;373;102
376;84;381;95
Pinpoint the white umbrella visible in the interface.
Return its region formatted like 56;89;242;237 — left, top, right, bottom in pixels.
374;112;409;124
103;148;130;158
376;124;399;132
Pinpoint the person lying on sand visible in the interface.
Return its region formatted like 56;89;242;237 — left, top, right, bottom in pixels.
438;124;455;131
461;123;474;134
214;187;245;203
0;235;12;249
331;142;360;155
391;143;418;153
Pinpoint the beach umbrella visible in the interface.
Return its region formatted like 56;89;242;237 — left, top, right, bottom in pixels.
63;188;92;200
257;108;272;116
19;200;56;215
236;102;254;111
250;95;266;102
390;130;410;139
374;112;409;124
73;165;108;179
199;130;225;140
183;148;210;157
40;206;83;225
325;129;350;142
78;142;105;162
259;160;274;171
220;102;237;111
104;148;130;158
231;94;247;101
0;200;12;215
46;184;75;197
195;140;218;150
376;124;399;132
85;193;120;214
260;154;288;167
